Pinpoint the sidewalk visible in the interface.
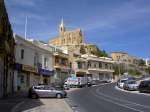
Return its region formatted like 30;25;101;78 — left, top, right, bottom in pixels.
19;99;73;112
0;91;28;112
0;91;74;112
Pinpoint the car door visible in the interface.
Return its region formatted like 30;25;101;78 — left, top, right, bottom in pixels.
147;81;150;93
34;86;45;97
49;87;57;97
43;86;53;97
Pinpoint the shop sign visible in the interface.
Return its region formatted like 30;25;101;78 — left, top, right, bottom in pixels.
39;68;54;76
22;64;38;73
15;63;22;70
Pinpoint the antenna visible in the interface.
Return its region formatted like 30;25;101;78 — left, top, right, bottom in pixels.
25;16;27;39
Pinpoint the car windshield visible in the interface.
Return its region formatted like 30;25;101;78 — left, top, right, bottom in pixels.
128;81;136;84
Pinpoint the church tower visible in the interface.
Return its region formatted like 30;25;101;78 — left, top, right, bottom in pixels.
59;18;65;37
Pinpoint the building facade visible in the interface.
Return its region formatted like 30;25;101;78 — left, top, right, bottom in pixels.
49;18;84;47
111;52;141;67
14;35;54;92
146;59;150;67
73;54;114;81
0;0;15;98
53;47;70;84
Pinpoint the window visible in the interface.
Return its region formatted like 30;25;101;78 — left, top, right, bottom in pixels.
99;62;102;68
78;62;82;69
94;63;97;68
21;49;24;59
44;57;48;69
88;62;91;68
105;64;108;69
34;53;38;66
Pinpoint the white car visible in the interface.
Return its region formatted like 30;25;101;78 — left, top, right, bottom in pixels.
117;79;128;88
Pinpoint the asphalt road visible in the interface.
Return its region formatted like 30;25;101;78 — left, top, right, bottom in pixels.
67;83;150;112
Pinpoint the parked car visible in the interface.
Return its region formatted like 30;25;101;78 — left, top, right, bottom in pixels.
138;80;150;93
64;77;88;88
28;85;67;99
90;80;100;85
117;79;128;89
123;80;138;91
63;84;70;90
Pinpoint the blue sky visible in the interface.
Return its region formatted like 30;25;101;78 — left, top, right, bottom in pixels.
5;0;150;58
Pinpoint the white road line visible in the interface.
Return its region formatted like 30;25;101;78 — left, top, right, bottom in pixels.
11;101;25;112
91;91;144;112
96;87;150;109
95;84;150;110
115;86;150;96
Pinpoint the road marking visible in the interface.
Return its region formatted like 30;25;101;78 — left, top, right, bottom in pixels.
96;87;150;109
89;83;150;112
115;86;150;96
91;91;144;112
91;90;144;112
11;101;25;112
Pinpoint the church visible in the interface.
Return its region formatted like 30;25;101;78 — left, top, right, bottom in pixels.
49;18;84;47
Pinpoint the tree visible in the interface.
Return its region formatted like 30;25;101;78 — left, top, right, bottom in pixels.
80;45;86;54
128;69;141;76
138;59;145;66
145;67;150;74
113;63;126;76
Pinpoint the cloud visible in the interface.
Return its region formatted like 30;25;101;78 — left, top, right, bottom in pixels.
6;0;37;7
81;0;150;33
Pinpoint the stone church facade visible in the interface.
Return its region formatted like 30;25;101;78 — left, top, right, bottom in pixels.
49;18;84;47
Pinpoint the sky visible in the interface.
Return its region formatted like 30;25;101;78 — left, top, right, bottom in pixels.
5;0;150;58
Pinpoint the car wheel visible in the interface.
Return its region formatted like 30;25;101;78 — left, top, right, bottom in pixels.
56;94;62;99
31;94;38;99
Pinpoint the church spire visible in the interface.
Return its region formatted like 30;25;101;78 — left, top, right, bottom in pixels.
59;17;65;37
61;17;64;27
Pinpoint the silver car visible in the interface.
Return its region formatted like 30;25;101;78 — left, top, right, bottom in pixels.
28;85;67;99
123;80;139;91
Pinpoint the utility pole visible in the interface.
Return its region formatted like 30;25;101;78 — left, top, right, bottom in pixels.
25;16;27;39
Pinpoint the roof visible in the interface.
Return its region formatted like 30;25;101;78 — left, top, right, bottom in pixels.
111;51;128;54
64;28;81;34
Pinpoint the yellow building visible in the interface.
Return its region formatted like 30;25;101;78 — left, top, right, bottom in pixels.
111;52;140;66
49;18;84;47
111;52;129;62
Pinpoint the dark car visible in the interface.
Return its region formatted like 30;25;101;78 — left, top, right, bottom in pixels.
28;85;67;99
138;80;150;93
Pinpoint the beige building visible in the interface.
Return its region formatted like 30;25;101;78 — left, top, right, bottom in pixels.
73;54;114;81
49;18;84;47
111;52;141;66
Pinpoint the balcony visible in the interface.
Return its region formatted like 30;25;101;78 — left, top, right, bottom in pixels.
54;63;70;70
54;52;68;59
88;67;114;73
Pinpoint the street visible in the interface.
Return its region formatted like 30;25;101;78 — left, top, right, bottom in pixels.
67;83;150;112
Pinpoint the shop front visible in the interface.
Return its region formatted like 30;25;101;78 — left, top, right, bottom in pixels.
39;68;54;85
14;63;39;91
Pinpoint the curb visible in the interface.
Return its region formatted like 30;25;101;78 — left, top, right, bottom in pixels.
11;101;25;112
115;86;150;96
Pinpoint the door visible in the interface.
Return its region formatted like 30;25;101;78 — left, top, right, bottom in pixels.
43;86;56;97
34;86;45;97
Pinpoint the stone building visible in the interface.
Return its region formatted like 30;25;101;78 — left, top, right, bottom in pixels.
49;18;84;47
0;0;15;98
73;54;114;81
111;52;141;66
14;35;54;92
